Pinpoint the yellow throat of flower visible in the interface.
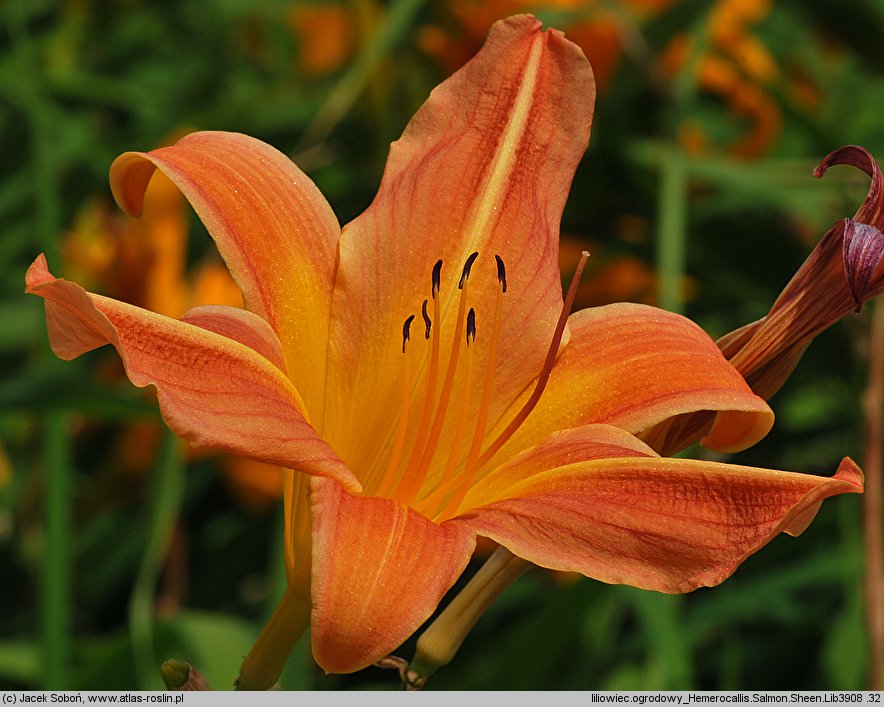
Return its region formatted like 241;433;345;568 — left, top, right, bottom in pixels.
364;250;590;522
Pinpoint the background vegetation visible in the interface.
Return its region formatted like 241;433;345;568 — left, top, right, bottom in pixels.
2;0;884;691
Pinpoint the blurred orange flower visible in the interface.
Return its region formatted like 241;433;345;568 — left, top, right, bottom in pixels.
287;3;356;76
660;0;781;158
285;0;673;89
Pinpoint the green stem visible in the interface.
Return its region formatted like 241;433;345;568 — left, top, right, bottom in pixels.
237;587;310;691
8;1;72;690
269;505;312;690
656;146;688;313
654;9;710;315
630;590;694;689
298;0;427;149
129;429;185;690
864;300;884;688
5;0;61;258
408;547;530;687
42;412;71;690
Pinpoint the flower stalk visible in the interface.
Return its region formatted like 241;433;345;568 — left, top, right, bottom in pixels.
406;547;530;687
865;300;884;689
236;587;310;691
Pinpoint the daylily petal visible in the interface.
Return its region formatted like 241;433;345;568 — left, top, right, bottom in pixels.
415;424;657;521
323;14;595;480
418;423;657;520
180;304;288;373
459;424;658;514
478;303;773;476
109;131;340;418
284;470;313;589
453;453;863;593
26;255;359;491
310;478;475;673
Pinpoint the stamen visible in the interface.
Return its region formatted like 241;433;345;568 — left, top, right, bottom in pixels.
396;253;478;506
467;259;506;469
459;252;480;289
432;259;443;299
434;309;477;495
465;308;476;346
421;299;431;339
421;251;591;519
374;315;416;497
398;265;444;488
401;314;415;353
495;254;507;293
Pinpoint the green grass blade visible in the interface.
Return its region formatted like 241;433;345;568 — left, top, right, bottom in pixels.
129;428;185;690
41;411;71;690
656;146;688;313
298;0;428;149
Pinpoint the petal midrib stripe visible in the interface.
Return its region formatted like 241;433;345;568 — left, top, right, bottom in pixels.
463;33;544;253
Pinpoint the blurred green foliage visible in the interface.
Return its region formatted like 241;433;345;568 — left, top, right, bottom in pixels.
2;0;884;691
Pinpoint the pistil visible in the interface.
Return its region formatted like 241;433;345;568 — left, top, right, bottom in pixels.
469;250;590;473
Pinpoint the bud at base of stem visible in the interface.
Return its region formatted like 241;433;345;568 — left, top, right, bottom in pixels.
160;659;211;691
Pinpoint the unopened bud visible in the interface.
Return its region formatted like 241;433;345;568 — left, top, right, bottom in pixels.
161;659;211;691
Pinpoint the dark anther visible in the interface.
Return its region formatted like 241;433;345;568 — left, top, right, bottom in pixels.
458;252;480;289
402;314;416;353
432;260;443;299
495;254;507;293
466;308;477;346
421;299;431;339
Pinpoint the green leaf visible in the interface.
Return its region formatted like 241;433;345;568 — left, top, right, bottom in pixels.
0;641;40;687
821;590;867;690
164;611;260;691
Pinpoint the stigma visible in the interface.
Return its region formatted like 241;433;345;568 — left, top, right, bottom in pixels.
369;250;589;520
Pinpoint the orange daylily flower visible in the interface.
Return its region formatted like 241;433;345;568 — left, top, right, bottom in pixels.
287;3;356;76
27;15;862;684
